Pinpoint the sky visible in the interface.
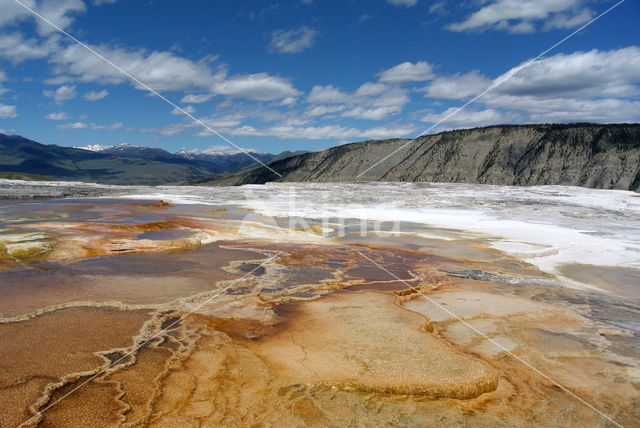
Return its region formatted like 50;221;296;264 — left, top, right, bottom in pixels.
0;0;638;155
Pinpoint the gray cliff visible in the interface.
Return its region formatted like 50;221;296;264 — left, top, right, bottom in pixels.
205;123;640;191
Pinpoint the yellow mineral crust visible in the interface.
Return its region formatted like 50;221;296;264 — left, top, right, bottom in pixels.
246;290;498;399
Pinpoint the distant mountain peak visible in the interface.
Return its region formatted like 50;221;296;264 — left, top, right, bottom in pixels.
74;142;140;152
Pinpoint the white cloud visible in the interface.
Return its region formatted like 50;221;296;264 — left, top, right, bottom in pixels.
44;112;70;120
36;0;86;35
213;73;300;101
94;0;118;5
542;8;594;31
51;43;300;101
0;103;17;119
230;124;360;140
43;84;77;101
360;124;417;139
83;89;109;101
378;61;435;83
429;2;447;15
171;105;196;115
0;69;6;96
57;121;87;129
181;145;263;155
51;44;220;90
305;104;346;117
0;33;52;63
276;96;297;106
342;106;401;121
0;0;85;36
307;85;350;104
422;70;490;99
354;82;389;97
180;93;214;103
145;113;246;137
57;121;122;130
0;0;35;29
371;88;409;108
307;84;409;120
386;0;417;7
269;27;318;54
447;0;591;34
425;47;640;126
484;96;640;123
92;122;122;130
225;122;416;141
421;108;516;129
492;48;640;100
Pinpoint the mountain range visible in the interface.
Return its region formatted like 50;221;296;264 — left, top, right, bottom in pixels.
1;123;639;190
0;134;302;185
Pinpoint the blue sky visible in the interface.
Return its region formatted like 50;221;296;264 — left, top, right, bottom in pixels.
0;0;638;155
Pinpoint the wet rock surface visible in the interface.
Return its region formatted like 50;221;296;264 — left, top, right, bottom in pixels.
0;197;638;427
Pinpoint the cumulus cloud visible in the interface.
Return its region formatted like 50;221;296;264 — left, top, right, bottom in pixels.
422;108;516;129
0;0;85;36
213;73;300;101
51;44;221;89
226;122;416;141
83;89;109;101
268;27;318;54
483;96;640;123
370;88;409;108
306;85;350;104
0;33;52;63
354;82;389;97
422;70;490;99
58;121;122;130
447;0;593;34
43;84;77;101
377;61;434;83
44;111;70;120
50;43;300;101
171;105;195;115
144;113;246;137
36;0;86;35
0;103;17;119
421;47;640;127
492;48;640;99
307;83;409;120
180;93;214;104
57;121;87;129
342;106;402;121
180;145;264;155
305;104;346;117
542;8;594;31
386;0;417;7
360;124;417;139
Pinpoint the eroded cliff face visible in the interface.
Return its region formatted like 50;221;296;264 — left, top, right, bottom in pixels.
215;124;640;191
